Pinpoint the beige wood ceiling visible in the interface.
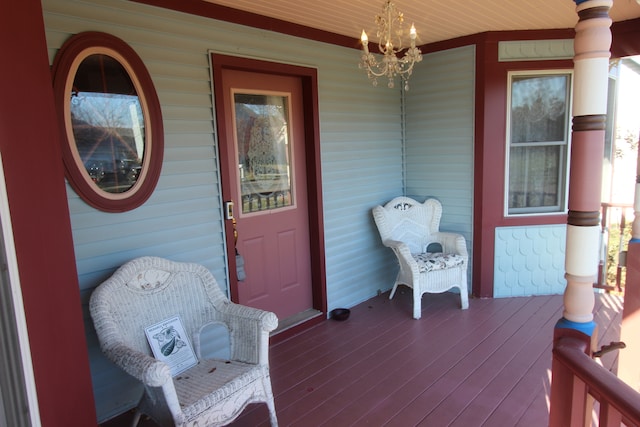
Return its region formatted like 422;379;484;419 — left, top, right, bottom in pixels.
204;0;640;45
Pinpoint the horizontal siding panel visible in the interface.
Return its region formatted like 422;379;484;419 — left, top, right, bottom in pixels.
163;133;217;149
77;250;228;297
323;163;400;181
153;76;211;95
159;158;216;175
145;61;211;81
154;173;218;191
131;45;207;69
71;208;218;246
75;232;222;277
146;186;219;206
404;45;476;282
70;213;220;249
74;223;220;263
65;191;219;221
163;146;215;162
318;132;402;144
162;119;214;135
322;150;402;166
157;92;213;109
159;105;212;121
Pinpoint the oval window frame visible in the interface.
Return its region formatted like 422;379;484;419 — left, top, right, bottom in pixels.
52;31;163;212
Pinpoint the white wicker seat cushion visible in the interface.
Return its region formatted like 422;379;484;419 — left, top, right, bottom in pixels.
175;359;266;420
413;252;465;273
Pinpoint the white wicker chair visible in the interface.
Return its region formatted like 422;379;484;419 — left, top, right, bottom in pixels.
89;256;279;426
373;197;469;319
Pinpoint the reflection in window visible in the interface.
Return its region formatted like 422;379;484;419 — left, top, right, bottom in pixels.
507;73;571;215
233;93;293;214
71;54;144;194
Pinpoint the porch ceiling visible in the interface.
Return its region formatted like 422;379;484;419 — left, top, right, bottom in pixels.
203;0;640;45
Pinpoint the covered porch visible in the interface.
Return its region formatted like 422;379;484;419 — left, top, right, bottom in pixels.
104;290;624;426
2;0;640;425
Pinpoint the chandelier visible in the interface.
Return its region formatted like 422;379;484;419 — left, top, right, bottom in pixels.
359;0;423;90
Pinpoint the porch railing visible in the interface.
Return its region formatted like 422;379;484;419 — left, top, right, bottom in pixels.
550;333;640;426
595;202;632;293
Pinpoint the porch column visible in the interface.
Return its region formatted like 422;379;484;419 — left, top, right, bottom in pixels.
549;1;612;425
559;0;612;340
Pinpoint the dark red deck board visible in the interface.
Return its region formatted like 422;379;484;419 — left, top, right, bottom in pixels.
446;297;563;426
293;298;491;425
376;296;555;427
274;298;460;424
101;291;623;427
315;296;529;426
482;340;553;426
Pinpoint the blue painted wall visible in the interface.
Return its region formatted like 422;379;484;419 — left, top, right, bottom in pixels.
43;0;405;420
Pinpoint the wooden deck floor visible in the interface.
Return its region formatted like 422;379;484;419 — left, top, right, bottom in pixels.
103;289;624;427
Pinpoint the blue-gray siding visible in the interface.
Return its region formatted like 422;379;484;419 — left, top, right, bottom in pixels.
404;46;476;276
43;0;413;421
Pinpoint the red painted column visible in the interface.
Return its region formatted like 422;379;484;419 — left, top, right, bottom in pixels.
562;0;612;332
549;1;612;425
0;1;97;425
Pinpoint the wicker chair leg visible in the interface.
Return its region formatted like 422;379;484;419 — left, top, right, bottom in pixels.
461;289;469;309
267;400;278;427
460;273;469;309
389;283;399;300
130;410;141;427
413;292;422;320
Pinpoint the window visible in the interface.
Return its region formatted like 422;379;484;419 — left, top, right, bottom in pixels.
52;32;164;213
506;71;572;215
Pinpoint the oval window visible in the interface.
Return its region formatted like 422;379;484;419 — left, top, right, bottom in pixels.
52;32;163;212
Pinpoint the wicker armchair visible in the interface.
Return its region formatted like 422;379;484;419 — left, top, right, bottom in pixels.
373;197;469;319
90;256;278;426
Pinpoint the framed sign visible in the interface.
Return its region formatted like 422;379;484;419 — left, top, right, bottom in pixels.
52;32;163;212
144;315;197;376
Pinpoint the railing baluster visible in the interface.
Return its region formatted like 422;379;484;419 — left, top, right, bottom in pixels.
570;376;588;427
616;210;627;292
594;202;632;293
599;400;623;427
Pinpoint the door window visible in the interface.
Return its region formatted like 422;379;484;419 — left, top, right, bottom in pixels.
232;92;294;215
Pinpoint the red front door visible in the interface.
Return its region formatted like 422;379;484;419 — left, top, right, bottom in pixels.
218;68;314;321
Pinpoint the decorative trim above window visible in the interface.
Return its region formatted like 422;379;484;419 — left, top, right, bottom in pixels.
52;32;163;212
498;40;574;62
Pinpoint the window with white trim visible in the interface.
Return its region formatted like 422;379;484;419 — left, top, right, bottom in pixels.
506;71;572;215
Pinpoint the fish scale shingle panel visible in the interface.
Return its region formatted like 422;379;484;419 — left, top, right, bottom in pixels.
494;225;567;297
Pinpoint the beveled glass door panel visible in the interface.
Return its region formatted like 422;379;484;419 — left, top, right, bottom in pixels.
232;92;294;215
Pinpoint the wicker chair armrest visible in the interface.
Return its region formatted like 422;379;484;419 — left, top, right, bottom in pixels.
432;232;468;258
221;301;279;332
103;342;172;387
381;239;408;251
218;302;278;364
382;240;421;279
382;239;418;260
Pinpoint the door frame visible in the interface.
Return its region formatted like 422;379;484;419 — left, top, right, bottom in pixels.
211;54;327;335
